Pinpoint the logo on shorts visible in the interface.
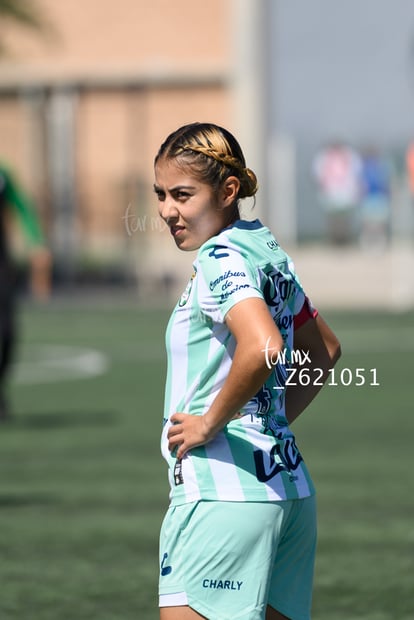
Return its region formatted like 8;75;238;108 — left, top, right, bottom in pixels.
202;578;243;591
160;553;172;576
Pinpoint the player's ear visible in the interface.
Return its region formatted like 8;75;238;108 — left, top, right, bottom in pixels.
220;176;240;208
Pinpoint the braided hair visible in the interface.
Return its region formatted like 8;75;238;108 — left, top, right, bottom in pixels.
155;123;258;205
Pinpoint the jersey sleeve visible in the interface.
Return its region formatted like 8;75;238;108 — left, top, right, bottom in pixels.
196;240;263;323
2;166;45;246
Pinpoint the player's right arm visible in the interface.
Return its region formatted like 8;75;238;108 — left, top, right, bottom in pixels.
167;297;284;459
285;314;341;424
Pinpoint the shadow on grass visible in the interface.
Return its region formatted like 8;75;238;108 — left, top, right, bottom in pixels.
0;491;60;508
15;409;120;430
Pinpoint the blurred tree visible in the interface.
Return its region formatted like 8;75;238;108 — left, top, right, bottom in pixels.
0;0;54;55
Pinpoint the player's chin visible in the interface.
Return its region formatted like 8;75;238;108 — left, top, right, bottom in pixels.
175;237;201;252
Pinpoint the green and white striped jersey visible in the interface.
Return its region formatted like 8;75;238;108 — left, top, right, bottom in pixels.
161;220;316;505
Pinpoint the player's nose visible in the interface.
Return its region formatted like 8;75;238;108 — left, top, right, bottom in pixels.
159;196;179;223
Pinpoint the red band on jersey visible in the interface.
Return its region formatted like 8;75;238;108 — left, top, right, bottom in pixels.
294;297;318;329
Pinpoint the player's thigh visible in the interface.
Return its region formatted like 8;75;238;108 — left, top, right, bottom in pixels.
266;606;290;620
160;605;289;620
160;605;207;620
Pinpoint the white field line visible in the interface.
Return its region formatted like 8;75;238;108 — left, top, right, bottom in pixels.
11;324;414;385
13;345;109;384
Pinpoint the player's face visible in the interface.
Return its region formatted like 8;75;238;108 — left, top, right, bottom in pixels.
154;159;236;251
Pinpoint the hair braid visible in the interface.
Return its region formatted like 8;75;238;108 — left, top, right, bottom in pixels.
180;144;245;173
155;122;258;201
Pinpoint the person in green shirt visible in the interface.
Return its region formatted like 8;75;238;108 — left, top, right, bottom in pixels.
0;163;51;420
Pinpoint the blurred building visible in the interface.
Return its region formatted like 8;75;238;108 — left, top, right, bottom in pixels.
0;0;263;289
1;0;414;297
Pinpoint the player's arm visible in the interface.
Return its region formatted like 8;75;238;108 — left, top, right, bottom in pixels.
28;246;52;300
285;313;341;425
4;168;52;300
167;297;283;459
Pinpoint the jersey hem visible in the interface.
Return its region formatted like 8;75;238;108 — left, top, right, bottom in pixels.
168;489;315;507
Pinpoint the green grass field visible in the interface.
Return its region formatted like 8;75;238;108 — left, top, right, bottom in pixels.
0;296;413;619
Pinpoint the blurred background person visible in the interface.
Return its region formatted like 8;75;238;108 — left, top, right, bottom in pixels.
358;146;392;252
406;141;414;209
0;162;51;421
312;141;363;245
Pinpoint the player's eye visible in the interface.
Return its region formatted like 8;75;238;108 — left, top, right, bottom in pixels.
154;189;165;201
175;190;191;201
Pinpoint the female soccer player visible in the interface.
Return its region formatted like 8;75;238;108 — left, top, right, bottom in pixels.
154;123;341;620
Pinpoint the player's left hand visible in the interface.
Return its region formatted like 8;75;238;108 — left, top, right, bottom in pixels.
167;412;215;459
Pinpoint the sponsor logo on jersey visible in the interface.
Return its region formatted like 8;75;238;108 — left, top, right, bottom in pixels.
173;458;184;485
267;239;279;251
209;269;246;291
254;436;303;482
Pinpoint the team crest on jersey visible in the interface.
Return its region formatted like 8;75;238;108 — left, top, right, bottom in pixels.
178;269;196;307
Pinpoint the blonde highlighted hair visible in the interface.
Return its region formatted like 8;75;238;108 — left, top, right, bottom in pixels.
155;122;258;204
